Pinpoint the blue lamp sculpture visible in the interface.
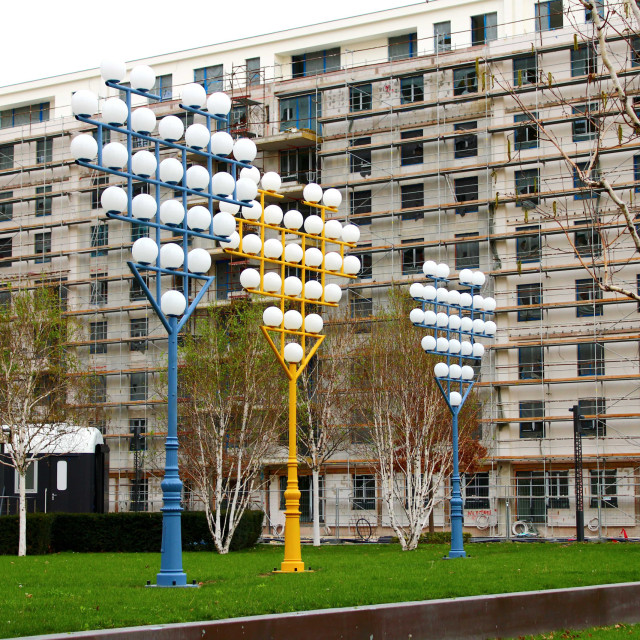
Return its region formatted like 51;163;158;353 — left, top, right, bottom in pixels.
70;59;257;586
409;262;496;559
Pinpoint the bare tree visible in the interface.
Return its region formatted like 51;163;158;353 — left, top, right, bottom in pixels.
178;301;287;554
350;293;485;551
0;287;89;556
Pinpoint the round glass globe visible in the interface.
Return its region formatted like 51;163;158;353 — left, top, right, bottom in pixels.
132;238;158;265
409;283;424;299
212;211;236;237
159;158;183;184
160;200;185;226
241;233;261;255
261;172;282;192
233;138;257;162
448;339;461;354
304;215;323;235
210;131;234;156
263;306;283;327
207;92;231;116
130;65;155;91
181;83;206;108
460;341;473;356
421;335;437;351
283;276;303;297
101;186;127;212
459;269;473;285
448;363;462;378
303;183;323;203
240;166;261;184
435;263;450;279
185;124;211;150
472;319;485;334
342;224;360;243
324;283;342;303
158;116;185;142
483;297;497;312
409;308;425;324
186;166;210;191
322;188;342;208
240;268;260;289
459;292;473;307
343;255;361;275
472;342;485;358
284;210;303;230
131;150;157;178
472;295;484;310
448;315;462;331
187;206;211;231
284;342;303;363
100;59;126;82
447;290;461;306
423;260;437;277
304;280;323;299
304;314;323;334
102;142;128;169
461;365;475;380
211;172;235;196
424;310;437;326
324;252;342;271
188;248;212;274
262;272;282;293
460;317;473;333
304;247;323;267
241;200;261;221
449;392;462;407
71;90;98;117
131;108;156;134
423;285;437;301
434;362;449;378
436;287;448;303
436;337;449;352
70;134;98;162
219;200;240;215
436;312;449;327
284;244;303;263
161;290;186;317
236;177;259;202
264;204;283;225
160;243;184;269
284;310;303;330
472;271;486;286
132;193;156;220
102;97;127;125
221;232;240;250
484;321;497;336
324;219;342;239
264;239;283;259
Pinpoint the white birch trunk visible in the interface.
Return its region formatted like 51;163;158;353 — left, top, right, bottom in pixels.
18;470;26;557
312;468;320;546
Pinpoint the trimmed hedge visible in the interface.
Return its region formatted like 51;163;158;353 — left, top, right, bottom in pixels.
419;531;472;544
0;509;263;555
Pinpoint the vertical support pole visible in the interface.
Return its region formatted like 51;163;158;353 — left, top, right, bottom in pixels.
449;409;466;558
571;405;585;542
156;316;187;586
280;362;305;572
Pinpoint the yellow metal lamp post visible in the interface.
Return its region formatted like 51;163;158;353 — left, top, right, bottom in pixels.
223;175;360;572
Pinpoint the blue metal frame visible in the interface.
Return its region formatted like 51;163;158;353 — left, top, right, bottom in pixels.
410;274;494;559
74;79;254;587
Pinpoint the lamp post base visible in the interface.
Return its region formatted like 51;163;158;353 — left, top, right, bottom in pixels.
155;571;188;587
276;560;306;573
447;550;467;559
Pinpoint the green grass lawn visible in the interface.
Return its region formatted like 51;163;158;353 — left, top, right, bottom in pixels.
1;542;640;639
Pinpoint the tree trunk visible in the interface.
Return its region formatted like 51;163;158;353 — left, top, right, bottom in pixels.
312;468;321;546
18;470;26;557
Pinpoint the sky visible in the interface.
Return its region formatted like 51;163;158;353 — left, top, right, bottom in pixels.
1;0;425;87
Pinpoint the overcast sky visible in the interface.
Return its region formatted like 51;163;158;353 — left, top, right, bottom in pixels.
1;0;425;87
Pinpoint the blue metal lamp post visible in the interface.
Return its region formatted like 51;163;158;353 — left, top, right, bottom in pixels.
70;60;257;586
409;262;496;559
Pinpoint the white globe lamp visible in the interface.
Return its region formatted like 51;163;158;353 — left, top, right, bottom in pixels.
303;183;322;203
161;290;187;317
187;248;212;274
132;238;158;265
70;135;98;162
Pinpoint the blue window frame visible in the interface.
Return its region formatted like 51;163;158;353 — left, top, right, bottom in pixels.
515;169;539;207
280;94;321;133
292;48;340;78
91;223;108;257
471;13;497;46
1;102;50;129
513;55;538;86
535;0;563;31
34;232;51;264
576;278;603;317
585;0;604;21
571;45;597;77
573;161;599;200
516;225;541;263
401;76;424;103
434;22;451;53
453;67;477;95
517;283;542;321
634;155;640;192
514;112;538;150
194;65;223;93
632;36;640;67
389;33;417;61
577;342;604;376
572;103;598;141
149;74;172;103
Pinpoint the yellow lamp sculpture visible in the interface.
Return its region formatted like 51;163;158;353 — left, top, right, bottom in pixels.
223;175;360;572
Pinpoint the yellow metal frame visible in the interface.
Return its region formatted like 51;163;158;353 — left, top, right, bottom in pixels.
224;188;356;572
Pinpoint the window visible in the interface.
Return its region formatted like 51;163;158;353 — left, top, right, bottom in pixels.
574;220;602;256
578;342;604;376
454;122;478;158
90;223;108;257
514;112;538;150
0;237;12;267
194;65;223;92
359;246;373;280
401;76;424;104
400;130;423;166
90;321;107;354
519;346;544;379
130;317;148;352
92;175;109;209
573;161;599;199
292;48;340;78
0;144;13;170
279;148;316;184
401;183;424;220
131;224;148;242
92;127;110;145
535;0;563;31
215;260;242;300
15;462;38;494
631;36;640;67
454;176;478;215
389;32;417;61
130;372;148;402
36;138;52;164
549;472;570;508
350;137;371;176
35;186;52;216
352;474;376;510
515;169;539;207
0;191;13;221
585;0;604;20
91;273;108;306
519;401;545;438
579;398;606;436
590;469;616;507
350;84;372;112
453;67;477;95
434;21;451;53
34;232;51;264
513;55;538;86
149;74;172;102
401;239;424;275
0;289;9;308
464;473;490;508
279;94;320;132
90;375;107;403
517;283;542;321
246;57;261;85
516;225;541;263
571;45;597;77
634;155;640;192
471;12;497;46
455;233;480;270
350;292;373;318
1;102;50;129
129;477;149;512
576;278;603;316
129;418;147;452
351;190;372;224
572;103;598;142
